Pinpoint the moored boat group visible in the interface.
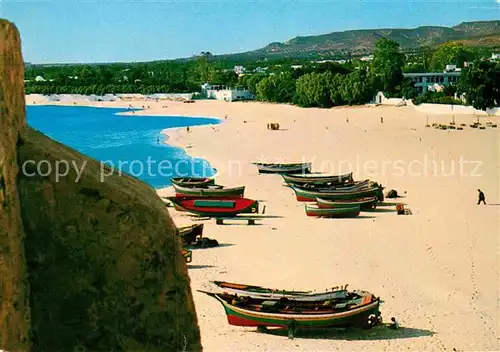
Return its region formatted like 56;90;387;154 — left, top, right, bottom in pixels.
262;162;386;218
168;161;394;335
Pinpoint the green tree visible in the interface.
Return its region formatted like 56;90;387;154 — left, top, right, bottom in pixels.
430;42;471;71
458;60;500;111
370;38;405;93
294;72;333;108
339;69;375;105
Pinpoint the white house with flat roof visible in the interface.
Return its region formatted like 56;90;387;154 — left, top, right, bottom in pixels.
202;83;255;102
403;72;461;94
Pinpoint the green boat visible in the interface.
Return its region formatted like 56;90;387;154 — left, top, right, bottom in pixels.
294;185;383;202
282;172;353;186
200;290;381;329
305;204;360;218
173;184;245;199
317;196;378;210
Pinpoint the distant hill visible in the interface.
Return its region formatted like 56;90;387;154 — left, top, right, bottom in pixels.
218;20;500;61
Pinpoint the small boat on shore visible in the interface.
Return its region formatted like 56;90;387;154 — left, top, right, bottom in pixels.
199;289;381;329
305;204;360;218
293;185;383;202
317;197;378;210
253;162;312;174
293;179;371;191
282;172;353;186
211;281;350;301
173;184;245;199
171;198;259;217
171;177;215;188
178;223;204;245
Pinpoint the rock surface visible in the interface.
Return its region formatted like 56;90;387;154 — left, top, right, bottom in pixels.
0;20;31;351
0;19;201;351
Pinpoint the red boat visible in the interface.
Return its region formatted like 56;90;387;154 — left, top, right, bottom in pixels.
171;198;259;217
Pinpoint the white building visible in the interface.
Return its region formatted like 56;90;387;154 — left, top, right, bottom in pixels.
234;66;245;75
291;65;303;70
403;72;461;94
444;64;461;73
360;55;374;62
491;53;500;61
35;76;46;82
202;83;255;102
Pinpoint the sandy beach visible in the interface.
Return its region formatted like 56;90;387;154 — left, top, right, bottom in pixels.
28;96;499;351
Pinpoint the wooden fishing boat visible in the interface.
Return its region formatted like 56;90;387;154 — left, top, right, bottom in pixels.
253;162;312;174
293;179;371;190
173;184;245;199
282;172;353;186
305;204;360;218
293;185;383;202
211;281;351;302
171;198;259;217
317;197;378;210
171;177;215;188
199;290;381;329
178;223;204;245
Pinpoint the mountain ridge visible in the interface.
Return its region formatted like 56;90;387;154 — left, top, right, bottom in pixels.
217;20;500;60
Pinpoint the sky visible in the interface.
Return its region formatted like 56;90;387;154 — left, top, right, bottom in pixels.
2;0;499;64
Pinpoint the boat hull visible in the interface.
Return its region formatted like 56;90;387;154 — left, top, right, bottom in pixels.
282;172;353;186
317;197;378;210
171;177;215;188
305;205;360;218
212;281;351;302
209;293;380;328
294;186;382;202
254;162;312;174
173;184;245;199
172;198;259;217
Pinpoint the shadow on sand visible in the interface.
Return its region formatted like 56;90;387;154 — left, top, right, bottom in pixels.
367;208;396;213
379;201;405;206
188;243;235;250
187;265;215;269
262;326;435;341
354;215;377;219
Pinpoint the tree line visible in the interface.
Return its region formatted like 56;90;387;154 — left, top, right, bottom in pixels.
25;40;499;111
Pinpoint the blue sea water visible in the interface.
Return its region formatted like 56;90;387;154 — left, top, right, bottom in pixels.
26;105;219;188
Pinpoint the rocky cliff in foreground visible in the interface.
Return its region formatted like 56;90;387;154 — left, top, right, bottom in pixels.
0;19;201;351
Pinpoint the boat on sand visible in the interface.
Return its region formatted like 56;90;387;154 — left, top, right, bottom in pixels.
171;198;259;217
305;204;360;218
171;177;215;188
317;197;378;210
173;184;245;199
199;289;381;329
252;162;312;174
211;281;351;301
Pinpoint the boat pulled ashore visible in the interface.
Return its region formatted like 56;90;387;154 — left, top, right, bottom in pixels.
252;162;312;174
211;281;350;302
171;177;215;188
200;288;381;329
282;172;353;186
171;197;259;217
173;184;245;199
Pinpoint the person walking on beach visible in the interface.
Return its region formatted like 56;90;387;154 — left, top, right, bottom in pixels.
389;317;399;330
380;117;384;123
477;189;486;205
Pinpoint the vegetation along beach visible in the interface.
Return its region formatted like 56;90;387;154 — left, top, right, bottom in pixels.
1;2;499;351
